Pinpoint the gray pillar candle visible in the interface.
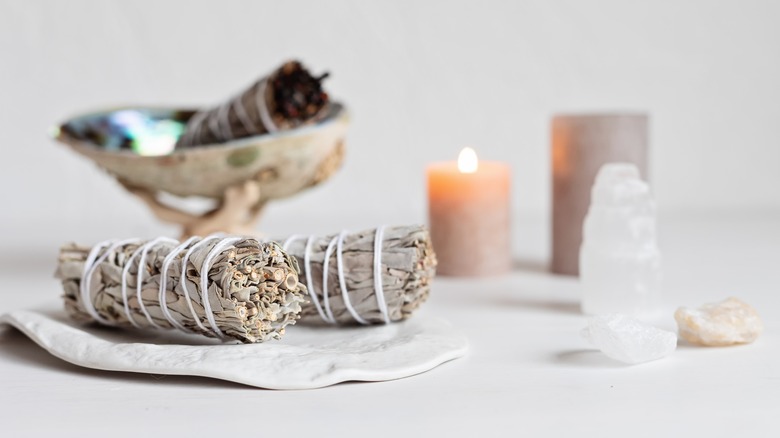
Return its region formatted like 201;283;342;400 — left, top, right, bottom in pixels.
551;113;649;276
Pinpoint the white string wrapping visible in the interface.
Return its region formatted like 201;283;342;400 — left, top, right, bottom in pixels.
263;234;334;325
373;226;390;324
206;105;225;142
157;235;200;332
303;235;332;323
198;237;243;339
282;234;304;251
292;227;390;325
255;78;278;133
120;243;145;329
321;235;339;323
81;228;392;334
179;234;223;334
180;75;277;147
186;110;209;146
83;234;242;338
336;230;369;325
216;102;233;140
232;93;258;135
134;237;177;328
216;102;234;141
81;238;138;326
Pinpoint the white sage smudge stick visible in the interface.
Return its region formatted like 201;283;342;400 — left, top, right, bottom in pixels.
55;236;307;344
277;225;437;325
176;60;330;148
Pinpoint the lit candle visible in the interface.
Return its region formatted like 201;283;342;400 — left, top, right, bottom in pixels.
427;148;511;276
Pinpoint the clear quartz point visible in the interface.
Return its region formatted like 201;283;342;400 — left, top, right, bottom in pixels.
579;163;662;316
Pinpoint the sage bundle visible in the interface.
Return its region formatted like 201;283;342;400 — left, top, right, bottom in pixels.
55;236;306;343
176;60;329;148
277;225;437;325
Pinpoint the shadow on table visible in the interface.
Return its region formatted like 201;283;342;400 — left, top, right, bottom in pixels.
554;349;627;369
492;296;581;315
0;327;255;389
512;257;550;274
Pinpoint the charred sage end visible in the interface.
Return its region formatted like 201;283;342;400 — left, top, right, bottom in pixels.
176;60;331;149
272;61;329;121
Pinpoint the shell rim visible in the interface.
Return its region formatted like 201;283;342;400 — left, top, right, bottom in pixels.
54;102;348;160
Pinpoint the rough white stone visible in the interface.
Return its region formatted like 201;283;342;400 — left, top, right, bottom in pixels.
581;314;677;364
0;308;468;389
675;297;763;346
580;163;662;316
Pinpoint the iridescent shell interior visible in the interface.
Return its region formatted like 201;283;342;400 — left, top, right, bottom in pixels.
59;108;193;156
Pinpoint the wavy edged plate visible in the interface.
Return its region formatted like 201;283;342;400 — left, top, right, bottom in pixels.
0;308;467;390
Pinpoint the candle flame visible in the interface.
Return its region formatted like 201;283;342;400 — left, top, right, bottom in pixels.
458;147;479;173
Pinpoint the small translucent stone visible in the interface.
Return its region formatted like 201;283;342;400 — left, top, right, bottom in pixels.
581;314;677;364
675;297;763;346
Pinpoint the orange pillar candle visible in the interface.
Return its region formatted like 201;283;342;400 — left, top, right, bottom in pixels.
427;148;512;276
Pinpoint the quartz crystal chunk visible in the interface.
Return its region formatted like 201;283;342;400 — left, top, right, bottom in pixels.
675;297;763;346
579;163;662;316
581;314;677;364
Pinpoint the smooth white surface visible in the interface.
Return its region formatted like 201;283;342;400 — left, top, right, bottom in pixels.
0;214;778;436
0;309;467;390
1;0;780;249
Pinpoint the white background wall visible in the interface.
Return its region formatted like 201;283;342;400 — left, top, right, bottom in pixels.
1;0;778;252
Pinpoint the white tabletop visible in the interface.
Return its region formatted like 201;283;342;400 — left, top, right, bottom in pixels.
1;213;778;437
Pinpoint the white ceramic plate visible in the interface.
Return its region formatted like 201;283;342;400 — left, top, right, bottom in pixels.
0;308;467;389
